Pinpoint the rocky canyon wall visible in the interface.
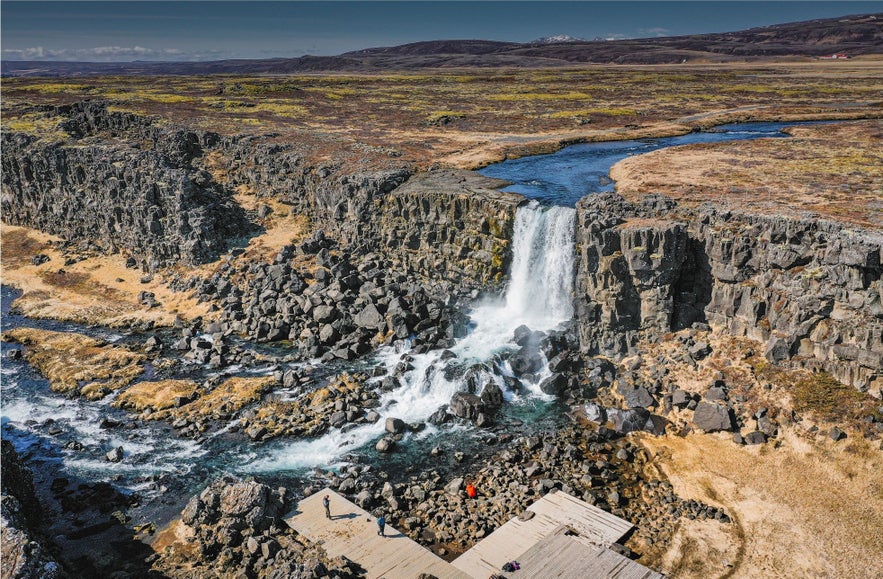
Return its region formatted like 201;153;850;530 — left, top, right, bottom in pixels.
575;192;883;393
1;103;249;271
2;103;521;290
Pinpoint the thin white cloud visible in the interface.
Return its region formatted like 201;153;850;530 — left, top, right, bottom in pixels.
2;45;226;62
639;27;671;37
600;33;630;41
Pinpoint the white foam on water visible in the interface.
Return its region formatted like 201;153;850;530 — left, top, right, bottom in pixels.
244;202;576;473
2;385;207;479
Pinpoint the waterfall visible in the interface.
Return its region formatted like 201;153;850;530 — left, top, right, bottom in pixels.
504;201;575;325
246;202;576;472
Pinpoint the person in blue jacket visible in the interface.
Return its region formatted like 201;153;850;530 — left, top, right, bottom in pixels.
377;514;386;537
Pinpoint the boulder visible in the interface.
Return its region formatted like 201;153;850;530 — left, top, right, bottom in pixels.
829;427;847;441
354;490;373;508
354;303;385;330
509;347;544;376
705;386;728;401
385;417;406;434
584;403;606;424
744;431;767;445
428;407;450;425
618;384;656;408
312;305;337;324
689;341;712;359
375;437;396;453
479;382;504;409
539;373;568;396
444;477;464;496
692;402;734;432
449;392;484;420
671;389;692;407
105;446;124;463
607;408;652;434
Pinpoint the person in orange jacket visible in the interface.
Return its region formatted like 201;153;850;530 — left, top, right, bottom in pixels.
465;481;477;498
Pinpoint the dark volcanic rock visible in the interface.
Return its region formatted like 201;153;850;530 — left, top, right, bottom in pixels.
449;392;485;420
2;103;250;271
574;192;883;392
618;384;656;409
1;440;66;579
156;477;357;578
692;401;734;432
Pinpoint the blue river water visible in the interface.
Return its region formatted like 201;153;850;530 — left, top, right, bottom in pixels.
478;121;821;207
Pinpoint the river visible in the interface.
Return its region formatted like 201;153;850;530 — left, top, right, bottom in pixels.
0;120;821;517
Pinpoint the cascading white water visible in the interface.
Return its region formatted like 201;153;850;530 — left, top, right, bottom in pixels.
504;201;575;325
247;201;576;472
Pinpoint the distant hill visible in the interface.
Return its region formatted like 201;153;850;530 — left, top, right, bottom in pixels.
3;13;881;76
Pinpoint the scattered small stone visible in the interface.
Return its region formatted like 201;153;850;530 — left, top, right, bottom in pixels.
829;427;847;441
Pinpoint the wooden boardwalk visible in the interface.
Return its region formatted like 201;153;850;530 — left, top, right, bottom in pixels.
451;489;635;578
288;488;663;579
285;489;470;579
515;534;664;579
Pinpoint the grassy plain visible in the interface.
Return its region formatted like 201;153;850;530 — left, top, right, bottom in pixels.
4;62;880;228
3;61;881;170
611;120;883;227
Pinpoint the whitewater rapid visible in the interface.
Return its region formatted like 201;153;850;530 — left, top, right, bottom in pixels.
248;201;576;472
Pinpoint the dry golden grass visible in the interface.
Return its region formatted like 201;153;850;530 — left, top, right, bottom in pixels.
113;379;201;413
626;331;883;576
151;376;275;422
2;327;144;400
233;191;312;258
611;120;883;228
640;430;883;579
0;225;213;326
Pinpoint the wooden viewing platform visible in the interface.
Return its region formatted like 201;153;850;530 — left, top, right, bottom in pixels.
286;489;470;579
451;489;649;578
287;488;663;578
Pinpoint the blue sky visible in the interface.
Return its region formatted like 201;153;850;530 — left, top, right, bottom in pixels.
3;1;881;62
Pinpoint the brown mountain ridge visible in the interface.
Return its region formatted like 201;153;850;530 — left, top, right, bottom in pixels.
3;12;881;76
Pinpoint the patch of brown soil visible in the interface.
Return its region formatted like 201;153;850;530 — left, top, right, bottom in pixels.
113;379;201;413
2;327;144;400
233;191;312;259
611;120;883;228
1;225;212;327
639;430;883;578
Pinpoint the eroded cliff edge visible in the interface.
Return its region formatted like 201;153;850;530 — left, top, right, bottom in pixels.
576;192;883;394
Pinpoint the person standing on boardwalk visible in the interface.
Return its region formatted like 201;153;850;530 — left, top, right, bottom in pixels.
323;495;331;519
376;514;386;537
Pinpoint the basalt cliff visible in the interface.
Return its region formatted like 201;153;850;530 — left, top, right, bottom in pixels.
3;102;880;393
